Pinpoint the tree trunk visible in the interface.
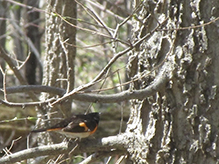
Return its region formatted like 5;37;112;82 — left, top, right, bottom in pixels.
35;0;77;145
25;0;41;85
43;0;76;92
126;0;219;163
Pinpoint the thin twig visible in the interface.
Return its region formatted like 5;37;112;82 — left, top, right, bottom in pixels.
0;65;7;101
160;16;219;31
76;0;114;37
113;1;143;39
85;0;132;25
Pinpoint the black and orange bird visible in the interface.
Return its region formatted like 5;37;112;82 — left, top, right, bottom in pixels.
31;112;100;139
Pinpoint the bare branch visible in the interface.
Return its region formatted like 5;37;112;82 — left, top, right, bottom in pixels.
0;85;65;96
76;0;114;37
85;0;132;25
0;134;127;164
0;47;39;101
0;97;56;107
1;63;169;107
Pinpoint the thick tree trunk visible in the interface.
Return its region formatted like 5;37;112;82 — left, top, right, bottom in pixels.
34;0;77;147
126;0;219;163
43;0;76;91
40;0;76;115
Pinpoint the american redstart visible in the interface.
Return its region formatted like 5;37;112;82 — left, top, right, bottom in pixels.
31;112;100;139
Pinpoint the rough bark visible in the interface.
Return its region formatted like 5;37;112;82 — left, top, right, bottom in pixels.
34;0;77;147
38;0;76;115
126;0;219;163
43;0;76;91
